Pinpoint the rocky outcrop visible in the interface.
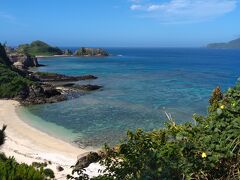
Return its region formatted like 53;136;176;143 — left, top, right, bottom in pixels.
1;43;103;106
9;54;40;69
19;84;66;105
56;166;64;172
33;72;97;82
62;49;73;55
74;47;109;57
74;152;102;170
74;84;102;91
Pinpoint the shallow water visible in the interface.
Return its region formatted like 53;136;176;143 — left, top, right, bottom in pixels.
24;48;240;147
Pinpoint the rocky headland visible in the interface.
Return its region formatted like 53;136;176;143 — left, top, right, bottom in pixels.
0;43;103;106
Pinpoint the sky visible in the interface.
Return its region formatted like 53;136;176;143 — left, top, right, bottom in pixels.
0;0;240;47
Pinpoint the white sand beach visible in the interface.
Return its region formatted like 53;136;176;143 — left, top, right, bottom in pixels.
0;100;95;179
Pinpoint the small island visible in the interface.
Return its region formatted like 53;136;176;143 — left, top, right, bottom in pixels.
10;40;109;57
4;40;109;69
207;37;240;49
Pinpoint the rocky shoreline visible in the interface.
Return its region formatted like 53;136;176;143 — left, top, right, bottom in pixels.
1;41;108;106
0;43;103;106
18;71;103;105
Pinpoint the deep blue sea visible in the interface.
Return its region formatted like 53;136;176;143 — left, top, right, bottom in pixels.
22;48;240;148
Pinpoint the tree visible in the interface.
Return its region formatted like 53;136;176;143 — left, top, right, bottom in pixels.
0;125;7;147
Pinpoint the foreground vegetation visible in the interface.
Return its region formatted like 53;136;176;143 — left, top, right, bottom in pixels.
0;126;54;179
0;64;35;98
72;82;240;179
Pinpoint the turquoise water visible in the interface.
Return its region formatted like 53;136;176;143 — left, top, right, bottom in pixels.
24;48;240;147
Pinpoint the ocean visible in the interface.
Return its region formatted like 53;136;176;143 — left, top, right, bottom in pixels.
20;48;240;148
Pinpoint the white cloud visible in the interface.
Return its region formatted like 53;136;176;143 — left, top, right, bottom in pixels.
130;4;143;10
130;0;237;23
130;0;142;3
147;4;163;11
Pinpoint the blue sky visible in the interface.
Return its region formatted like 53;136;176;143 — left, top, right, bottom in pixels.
0;0;240;47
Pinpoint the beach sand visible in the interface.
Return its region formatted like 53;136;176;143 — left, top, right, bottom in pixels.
0;100;92;179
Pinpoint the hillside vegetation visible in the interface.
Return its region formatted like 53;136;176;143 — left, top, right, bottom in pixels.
0;44;12;66
0;43;36;99
0;126;54;179
17;40;63;56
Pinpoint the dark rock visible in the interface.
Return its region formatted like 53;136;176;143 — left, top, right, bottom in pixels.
56;165;64;172
75;152;101;170
33;72;97;82
42;86;61;98
20;84;66;105
75;84;102;91
77;75;97;81
61;83;75;87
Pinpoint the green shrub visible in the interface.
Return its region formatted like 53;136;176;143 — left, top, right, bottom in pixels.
0;43;12;66
0;44;38;99
0;153;7;162
32;162;48;168
0;157;45;180
0;125;7;146
43;168;55;179
0;64;34;98
0;125;54;180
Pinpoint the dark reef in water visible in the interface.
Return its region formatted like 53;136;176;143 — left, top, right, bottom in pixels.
33;72;97;82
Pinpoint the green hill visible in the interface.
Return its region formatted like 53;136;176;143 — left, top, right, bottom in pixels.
17;40;63;56
207;38;240;48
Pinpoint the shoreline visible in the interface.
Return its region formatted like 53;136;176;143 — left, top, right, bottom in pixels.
0;100;89;179
36;55;74;58
36;54;109;58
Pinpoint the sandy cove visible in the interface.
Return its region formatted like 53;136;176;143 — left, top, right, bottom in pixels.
0;100;101;179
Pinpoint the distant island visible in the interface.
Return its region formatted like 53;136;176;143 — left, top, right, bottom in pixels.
16;40;63;56
207;37;240;48
10;40;109;57
4;40;109;69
